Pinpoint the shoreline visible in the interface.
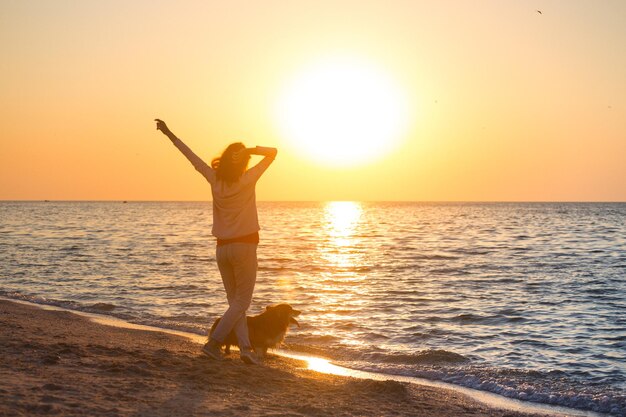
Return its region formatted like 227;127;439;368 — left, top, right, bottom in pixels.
1;298;593;417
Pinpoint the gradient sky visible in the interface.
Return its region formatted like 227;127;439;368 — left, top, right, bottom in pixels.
1;0;625;201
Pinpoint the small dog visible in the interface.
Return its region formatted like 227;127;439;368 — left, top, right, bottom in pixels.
209;304;301;357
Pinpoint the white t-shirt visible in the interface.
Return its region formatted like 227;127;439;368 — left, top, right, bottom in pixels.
172;138;274;239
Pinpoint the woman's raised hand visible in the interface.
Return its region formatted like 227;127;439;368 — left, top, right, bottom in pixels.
154;119;170;135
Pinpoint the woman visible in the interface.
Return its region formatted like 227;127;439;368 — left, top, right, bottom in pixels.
155;118;277;365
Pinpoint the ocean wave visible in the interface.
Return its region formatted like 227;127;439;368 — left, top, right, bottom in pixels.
0;291;209;336
89;302;116;312
359;332;391;340
357;363;626;415
431;367;626;416
60;245;82;251
449;313;527;324
0;291;133;321
142;284;201;291
283;333;625;415
410;254;459;260
367;349;470;365
430;267;464;275
452;313;489;322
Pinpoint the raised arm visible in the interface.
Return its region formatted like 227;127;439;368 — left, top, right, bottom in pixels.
154;119;215;184
249;146;278;159
238;146;278;182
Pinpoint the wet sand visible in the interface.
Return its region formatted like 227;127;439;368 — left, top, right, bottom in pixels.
0;300;543;417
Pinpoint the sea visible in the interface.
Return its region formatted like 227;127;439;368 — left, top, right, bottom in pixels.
1;201;624;415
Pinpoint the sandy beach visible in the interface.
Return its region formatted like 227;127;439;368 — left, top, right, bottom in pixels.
0;299;548;417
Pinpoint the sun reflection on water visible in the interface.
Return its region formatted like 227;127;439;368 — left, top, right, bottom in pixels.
320;201;363;270
313;202;368;345
305;357;352;376
325;201;362;239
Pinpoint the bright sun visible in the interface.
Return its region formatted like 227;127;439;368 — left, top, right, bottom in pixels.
275;57;409;166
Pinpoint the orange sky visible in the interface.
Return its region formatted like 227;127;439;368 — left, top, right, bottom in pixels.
1;1;625;201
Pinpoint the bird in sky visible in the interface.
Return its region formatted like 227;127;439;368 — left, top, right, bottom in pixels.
537;10;542;14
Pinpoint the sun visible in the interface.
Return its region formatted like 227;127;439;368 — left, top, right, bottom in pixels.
275;57;410;167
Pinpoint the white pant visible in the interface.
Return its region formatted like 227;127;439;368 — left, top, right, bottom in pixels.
210;243;257;349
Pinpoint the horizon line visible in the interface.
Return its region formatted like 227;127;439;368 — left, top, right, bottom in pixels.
1;199;625;204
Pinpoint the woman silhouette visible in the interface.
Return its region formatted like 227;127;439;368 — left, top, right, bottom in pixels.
155;119;277;365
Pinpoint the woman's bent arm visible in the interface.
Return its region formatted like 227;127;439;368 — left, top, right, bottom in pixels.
248;146;278;159
155;119;215;183
244;146;277;181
